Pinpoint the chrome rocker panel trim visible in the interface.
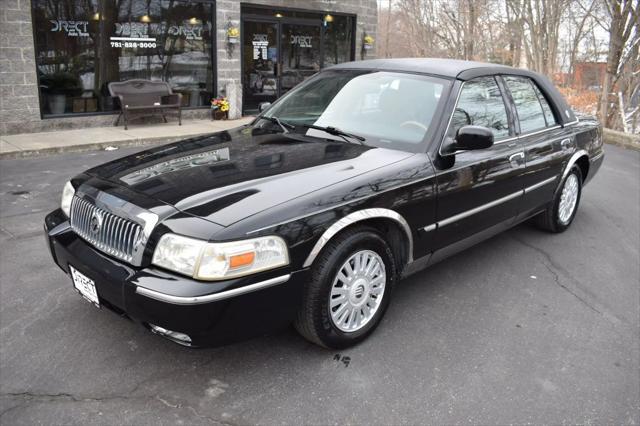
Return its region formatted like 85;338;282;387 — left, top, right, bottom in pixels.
302;208;414;268
135;274;292;305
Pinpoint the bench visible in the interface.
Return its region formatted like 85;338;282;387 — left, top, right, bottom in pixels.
108;80;182;130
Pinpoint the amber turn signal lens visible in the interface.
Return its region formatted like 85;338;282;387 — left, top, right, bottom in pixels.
229;252;255;269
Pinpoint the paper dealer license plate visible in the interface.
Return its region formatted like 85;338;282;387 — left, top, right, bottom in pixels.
69;265;100;307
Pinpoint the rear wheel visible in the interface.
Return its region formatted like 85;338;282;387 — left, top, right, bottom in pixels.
535;165;582;233
294;226;397;348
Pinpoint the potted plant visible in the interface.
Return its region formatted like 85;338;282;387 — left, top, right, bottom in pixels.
210;96;230;120
40;72;82;115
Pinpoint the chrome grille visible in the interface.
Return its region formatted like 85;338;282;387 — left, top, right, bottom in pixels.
70;196;142;263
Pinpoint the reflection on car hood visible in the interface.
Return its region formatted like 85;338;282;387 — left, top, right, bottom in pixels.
85;125;414;226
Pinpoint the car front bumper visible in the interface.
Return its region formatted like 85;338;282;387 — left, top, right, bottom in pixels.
44;209;307;347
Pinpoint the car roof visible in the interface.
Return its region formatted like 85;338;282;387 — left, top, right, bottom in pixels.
326;57;578;125
328;58;528;81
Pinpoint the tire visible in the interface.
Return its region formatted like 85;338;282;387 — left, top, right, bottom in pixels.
294;226;397;348
535;165;583;233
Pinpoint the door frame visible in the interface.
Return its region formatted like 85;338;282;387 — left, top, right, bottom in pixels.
240;6;356;114
241;15;323;99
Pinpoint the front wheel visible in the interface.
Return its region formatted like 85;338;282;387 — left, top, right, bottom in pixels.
535;165;583;233
294;226;397;348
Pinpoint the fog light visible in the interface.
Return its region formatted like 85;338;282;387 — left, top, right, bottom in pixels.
149;324;192;346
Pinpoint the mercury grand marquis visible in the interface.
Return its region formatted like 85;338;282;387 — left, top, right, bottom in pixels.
44;59;604;348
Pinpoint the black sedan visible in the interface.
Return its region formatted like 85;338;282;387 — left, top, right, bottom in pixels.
44;58;604;348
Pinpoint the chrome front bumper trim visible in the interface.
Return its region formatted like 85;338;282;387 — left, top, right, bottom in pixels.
135;274;291;305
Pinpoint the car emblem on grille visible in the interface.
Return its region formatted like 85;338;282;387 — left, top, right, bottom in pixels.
89;212;103;234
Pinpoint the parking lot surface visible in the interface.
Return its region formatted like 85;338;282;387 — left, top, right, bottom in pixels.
1;144;638;425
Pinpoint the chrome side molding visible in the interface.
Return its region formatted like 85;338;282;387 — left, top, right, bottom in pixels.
302;208;414;268
439;191;522;227
136;274;291;305
420;175;559;231
524;176;558;194
304;176;561;268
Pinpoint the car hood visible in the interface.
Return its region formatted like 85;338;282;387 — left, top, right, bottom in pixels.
85;125;414;226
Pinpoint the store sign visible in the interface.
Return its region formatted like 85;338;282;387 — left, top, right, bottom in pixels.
110;22;204;48
167;24;203;40
291;35;312;48
50;20;89;37
252;34;268;60
114;22;149;39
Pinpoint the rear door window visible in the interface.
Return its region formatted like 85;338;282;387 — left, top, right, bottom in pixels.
504;76;547;133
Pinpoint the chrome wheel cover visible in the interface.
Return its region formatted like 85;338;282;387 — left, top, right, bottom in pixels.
558;173;579;225
329;250;386;333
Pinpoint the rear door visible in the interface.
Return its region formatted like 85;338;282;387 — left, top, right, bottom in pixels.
501;75;569;218
432;76;525;251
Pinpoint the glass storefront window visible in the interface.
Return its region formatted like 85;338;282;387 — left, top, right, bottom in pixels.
32;0;215;116
323;15;355;66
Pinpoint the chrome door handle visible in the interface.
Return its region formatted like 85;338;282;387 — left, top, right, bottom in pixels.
509;152;525;167
561;138;572;150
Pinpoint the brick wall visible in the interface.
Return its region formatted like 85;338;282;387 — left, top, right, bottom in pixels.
0;0;41;135
0;0;377;134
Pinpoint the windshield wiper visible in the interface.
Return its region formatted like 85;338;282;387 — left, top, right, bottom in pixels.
301;124;366;145
259;116;295;133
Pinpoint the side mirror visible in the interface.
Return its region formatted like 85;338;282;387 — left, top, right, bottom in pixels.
455;125;494;151
258;102;272;113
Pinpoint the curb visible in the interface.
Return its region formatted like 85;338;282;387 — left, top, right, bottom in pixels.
0;132;213;160
604;139;640;151
602;128;640;152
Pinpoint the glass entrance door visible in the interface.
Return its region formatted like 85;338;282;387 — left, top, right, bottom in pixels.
280;23;321;95
242;21;279;114
241;13;329;114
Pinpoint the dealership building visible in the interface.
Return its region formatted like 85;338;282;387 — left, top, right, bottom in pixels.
0;0;377;135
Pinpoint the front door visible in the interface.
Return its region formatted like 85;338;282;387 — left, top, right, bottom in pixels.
280;23;321;96
433;76;525;251
242;21;279;114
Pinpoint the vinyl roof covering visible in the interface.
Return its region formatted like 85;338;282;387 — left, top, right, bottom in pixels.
329;58;526;80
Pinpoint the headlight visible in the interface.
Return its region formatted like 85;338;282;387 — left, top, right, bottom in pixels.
60;181;75;217
151;234;289;280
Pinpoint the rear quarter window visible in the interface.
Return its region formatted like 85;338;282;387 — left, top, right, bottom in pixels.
531;83;557;126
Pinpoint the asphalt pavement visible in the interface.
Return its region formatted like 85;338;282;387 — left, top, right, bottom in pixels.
1;144;638;425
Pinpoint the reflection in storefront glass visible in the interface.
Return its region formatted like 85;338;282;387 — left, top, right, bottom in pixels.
119;147;230;185
32;0;214;116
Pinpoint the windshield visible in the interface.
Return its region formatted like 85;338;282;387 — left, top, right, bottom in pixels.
261;70;450;152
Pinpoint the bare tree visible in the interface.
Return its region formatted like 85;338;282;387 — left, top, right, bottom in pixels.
597;0;638;128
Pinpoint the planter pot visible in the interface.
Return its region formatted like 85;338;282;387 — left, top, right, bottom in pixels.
211;109;228;120
48;94;67;115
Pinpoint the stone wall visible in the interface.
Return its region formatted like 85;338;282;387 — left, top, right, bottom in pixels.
0;0;41;135
0;0;377;134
